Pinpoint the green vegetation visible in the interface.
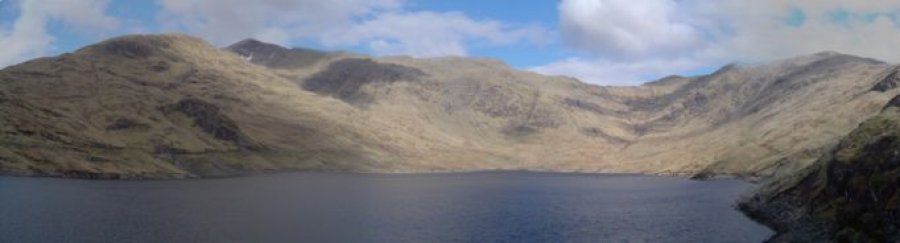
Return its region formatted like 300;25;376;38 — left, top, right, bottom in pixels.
740;105;900;242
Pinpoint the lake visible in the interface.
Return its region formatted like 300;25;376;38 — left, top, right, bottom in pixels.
0;172;771;242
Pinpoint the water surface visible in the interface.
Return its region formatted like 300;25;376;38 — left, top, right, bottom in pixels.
0;172;771;242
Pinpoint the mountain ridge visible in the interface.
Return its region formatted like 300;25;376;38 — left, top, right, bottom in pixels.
0;34;897;179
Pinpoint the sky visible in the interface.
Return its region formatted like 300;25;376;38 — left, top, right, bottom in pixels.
2;0;900;85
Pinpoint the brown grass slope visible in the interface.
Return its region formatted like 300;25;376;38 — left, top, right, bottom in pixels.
0;35;409;178
0;34;898;178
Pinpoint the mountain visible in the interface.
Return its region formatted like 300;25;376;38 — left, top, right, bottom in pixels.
0;34;898;179
224;38;348;70
739;94;900;242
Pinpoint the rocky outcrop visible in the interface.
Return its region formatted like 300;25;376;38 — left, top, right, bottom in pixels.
163;98;245;143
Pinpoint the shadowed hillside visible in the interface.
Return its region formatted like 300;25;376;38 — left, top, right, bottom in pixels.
739;94;900;242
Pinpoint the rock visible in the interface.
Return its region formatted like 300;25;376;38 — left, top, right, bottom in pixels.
106;118;150;131
872;70;900;92
101;38;160;59
164;98;243;143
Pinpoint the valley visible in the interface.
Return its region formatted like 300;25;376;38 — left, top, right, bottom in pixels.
0;34;898;179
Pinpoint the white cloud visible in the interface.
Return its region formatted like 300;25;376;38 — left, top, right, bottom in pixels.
531;57;705;86
6;0;896;87
154;0;403;46
0;0;119;67
155;0;548;58
558;0;704;60
321;11;549;57
710;0;900;62
533;0;900;85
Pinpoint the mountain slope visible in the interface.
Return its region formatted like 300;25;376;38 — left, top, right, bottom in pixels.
225;38;345;70
229;39;899;176
739;95;900;242
0;34;897;178
0;35;390;178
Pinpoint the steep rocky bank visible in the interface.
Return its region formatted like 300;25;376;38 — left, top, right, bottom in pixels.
739;95;900;242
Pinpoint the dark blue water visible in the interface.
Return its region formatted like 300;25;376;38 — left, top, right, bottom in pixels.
0;172;771;242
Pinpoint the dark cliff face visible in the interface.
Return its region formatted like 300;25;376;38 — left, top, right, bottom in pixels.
741;97;900;242
225;38;331;69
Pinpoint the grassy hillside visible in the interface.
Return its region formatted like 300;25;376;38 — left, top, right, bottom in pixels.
0;35;382;178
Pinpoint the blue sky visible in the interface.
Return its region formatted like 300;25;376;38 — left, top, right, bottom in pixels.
2;0;900;85
0;0;570;67
405;1;573;67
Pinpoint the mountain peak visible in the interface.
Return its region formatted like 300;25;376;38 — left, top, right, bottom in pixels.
231;38;263;45
74;34;216;60
788;51;886;66
643;75;688;87
226;38;286;53
224;38;331;69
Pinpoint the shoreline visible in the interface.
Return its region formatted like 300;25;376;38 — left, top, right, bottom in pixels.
0;167;769;182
